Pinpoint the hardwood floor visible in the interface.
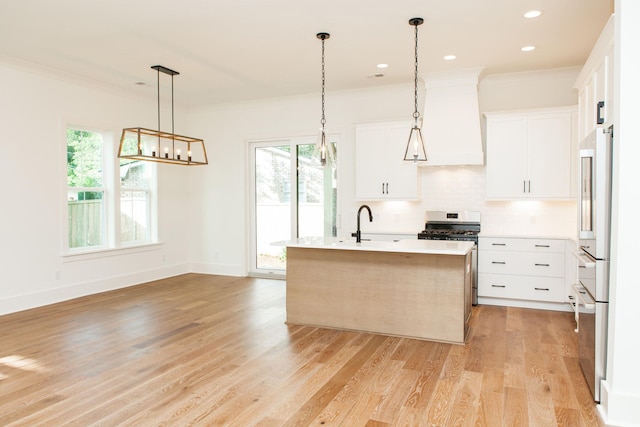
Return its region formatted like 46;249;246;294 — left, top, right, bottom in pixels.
0;273;604;426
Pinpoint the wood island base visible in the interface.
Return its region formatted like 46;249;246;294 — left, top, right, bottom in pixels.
285;246;472;344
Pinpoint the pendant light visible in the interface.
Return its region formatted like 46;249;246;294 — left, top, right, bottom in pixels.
118;65;208;165
404;18;427;163
316;32;330;166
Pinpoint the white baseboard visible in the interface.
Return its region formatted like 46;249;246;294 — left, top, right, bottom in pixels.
599;380;640;427
0;264;189;316
477;297;573;312
189;262;245;277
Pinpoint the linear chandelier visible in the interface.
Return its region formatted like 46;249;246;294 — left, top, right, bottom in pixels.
118;65;208;165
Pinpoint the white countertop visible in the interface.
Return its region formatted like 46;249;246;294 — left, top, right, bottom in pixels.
281;237;474;256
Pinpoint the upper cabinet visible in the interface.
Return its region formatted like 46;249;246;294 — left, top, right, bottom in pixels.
575;15;614;141
484;106;577;200
355;121;419;200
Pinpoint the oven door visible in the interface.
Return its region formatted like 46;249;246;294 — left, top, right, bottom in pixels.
574;283;607;402
578;146;594;242
574;249;609;303
578;127;612;260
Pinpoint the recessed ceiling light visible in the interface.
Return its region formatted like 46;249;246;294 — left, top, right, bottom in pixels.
521;45;536;52
377;63;389;69
443;55;457;61
524;10;542;19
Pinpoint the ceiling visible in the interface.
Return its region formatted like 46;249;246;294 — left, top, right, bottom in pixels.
0;0;613;108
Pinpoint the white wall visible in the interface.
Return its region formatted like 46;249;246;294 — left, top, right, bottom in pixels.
600;2;640;425
188;68;581;276
0;61;191;315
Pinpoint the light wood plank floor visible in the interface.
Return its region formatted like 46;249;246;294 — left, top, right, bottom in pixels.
0;273;604;426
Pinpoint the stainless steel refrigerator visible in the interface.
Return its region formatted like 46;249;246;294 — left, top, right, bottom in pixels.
574;125;613;402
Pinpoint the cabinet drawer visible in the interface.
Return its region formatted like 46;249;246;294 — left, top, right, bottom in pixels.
478;274;565;302
479;251;564;277
479;237;564;253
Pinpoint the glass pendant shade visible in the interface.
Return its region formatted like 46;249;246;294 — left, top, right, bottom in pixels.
404;17;427;163
404;124;427;162
317;129;327;166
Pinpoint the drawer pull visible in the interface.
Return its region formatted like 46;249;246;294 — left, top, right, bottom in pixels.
492;285;506;288
535;244;550;248
535;287;550;291
492;243;506;246
534;263;550;267
492;261;506;265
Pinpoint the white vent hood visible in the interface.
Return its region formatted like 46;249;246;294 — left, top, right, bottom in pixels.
421;67;485;166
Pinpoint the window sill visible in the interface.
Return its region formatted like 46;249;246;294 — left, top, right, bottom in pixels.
62;242;163;263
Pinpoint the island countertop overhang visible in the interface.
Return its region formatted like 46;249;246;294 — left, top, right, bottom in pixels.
281;237;474;256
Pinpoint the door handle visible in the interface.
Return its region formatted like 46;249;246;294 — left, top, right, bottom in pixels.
492;243;506;246
535;244;550;248
573;251;596;268
573;284;596;309
491;284;506;288
534;263;550;267
492;261;506;264
534;287;550;291
597;100;605;125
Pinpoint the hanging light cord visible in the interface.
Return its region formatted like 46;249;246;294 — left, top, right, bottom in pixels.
320;35;326;131
413;21;420;126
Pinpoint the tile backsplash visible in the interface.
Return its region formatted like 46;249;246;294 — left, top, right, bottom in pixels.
348;166;577;239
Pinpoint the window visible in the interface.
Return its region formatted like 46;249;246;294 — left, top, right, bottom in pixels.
119;161;151;244
66;126;155;253
67;129;106;249
249;136;337;275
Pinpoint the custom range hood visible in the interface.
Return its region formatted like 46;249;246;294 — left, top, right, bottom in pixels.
421;67;485;166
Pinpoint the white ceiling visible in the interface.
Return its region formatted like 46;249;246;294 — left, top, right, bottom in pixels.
0;0;613;107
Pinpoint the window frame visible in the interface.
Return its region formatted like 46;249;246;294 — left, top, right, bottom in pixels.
63;122;158;259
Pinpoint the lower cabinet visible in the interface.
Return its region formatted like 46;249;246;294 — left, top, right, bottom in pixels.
478;237;566;305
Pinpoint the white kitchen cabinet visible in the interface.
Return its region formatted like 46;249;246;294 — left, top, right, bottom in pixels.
478;237;566;304
355;121;419;200
575;16;614;141
484;106;577;200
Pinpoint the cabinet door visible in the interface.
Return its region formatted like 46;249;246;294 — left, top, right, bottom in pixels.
355;125;387;199
527;113;572;198
385;123;418;199
594;58;606;126
355;122;418;200
486;117;528;198
604;44;614;127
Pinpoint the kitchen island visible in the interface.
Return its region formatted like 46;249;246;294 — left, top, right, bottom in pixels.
285;237;474;344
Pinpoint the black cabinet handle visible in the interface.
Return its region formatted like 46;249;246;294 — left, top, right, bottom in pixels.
385;183;389;194
492;285;506;288
492;243;506;246
597;101;605;125
534;263;550;267
535;287;550;291
535;244;550;248
492;261;506;264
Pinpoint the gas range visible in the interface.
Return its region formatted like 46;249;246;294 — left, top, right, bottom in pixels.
417;211;481;305
417;211;481;243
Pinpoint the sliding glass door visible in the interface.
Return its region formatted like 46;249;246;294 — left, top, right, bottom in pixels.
249;136;337;276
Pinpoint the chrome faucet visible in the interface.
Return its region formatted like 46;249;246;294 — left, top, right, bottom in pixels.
356;205;373;243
